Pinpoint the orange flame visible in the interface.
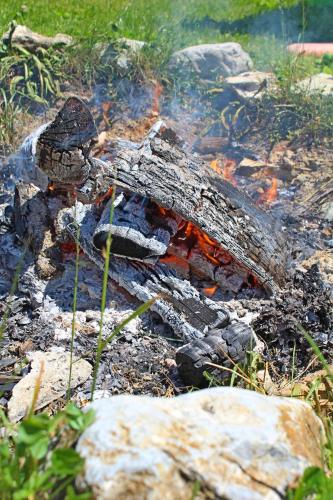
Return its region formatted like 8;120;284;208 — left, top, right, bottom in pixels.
210;158;237;186
151;81;163;116
95;187;113;205
258;177;278;204
203;284;218;297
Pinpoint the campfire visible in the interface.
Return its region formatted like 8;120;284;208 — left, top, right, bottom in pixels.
0;94;331;390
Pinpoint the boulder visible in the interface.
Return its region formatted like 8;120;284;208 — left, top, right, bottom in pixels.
169;42;253;79
2;24;73;52
224;71;276;100
8;351;92;422
77;387;323;499
297;73;333;96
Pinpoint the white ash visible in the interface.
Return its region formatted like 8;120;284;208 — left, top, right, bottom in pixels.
50;309;141;342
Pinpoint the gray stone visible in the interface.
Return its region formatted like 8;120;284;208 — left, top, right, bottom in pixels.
8;351;92;422
169;42;253;79
224;71;276;100
96;38;146;71
2;24;73;52
297;73;333;96
77;387;323;499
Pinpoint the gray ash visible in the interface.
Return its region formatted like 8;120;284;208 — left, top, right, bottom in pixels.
253;265;332;375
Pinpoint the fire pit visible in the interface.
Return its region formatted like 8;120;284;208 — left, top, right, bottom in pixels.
0;96;332;392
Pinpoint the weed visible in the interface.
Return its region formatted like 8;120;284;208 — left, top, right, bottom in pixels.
0;404;94;498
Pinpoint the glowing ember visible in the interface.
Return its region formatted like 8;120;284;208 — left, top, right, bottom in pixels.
95;187;113;205
175;221;233;267
210;159;223;175
210;158;237;186
258;177;278;205
222;159;237;187
203;284;218;297
159;254;189;270
151;81;163;116
60;242;82;255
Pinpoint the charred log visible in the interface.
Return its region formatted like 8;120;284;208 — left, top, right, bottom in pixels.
176;322;253;387
31;99;288;293
65;202;232;342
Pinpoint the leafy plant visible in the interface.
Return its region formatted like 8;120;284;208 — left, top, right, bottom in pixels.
0;404;94;499
0;42;64;105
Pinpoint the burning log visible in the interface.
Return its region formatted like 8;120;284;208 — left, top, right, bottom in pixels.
64;202;233;342
23;97;287;292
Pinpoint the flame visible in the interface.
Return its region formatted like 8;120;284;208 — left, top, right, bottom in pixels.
151;81;163;116
203;284;218;297
258;177;278;204
210;158;237;186
177;221;233;267
95;187;113;205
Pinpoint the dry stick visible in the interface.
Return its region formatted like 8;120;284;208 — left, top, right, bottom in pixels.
90;186;117;401
205;362;265;393
27;360;45;418
67;204;81;401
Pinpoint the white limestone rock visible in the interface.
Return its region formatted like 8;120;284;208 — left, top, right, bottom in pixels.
77;387;323;499
8;351;92;422
224;71;276;100
169;42;253;79
297;73;333;96
2;24;72;52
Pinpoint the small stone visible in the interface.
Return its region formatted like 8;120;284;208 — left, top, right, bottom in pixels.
224;71;276;100
8;351;92;422
77;388;324;499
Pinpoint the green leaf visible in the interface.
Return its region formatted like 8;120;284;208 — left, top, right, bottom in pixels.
65;485;92;499
288;466;333;500
51;448;84;478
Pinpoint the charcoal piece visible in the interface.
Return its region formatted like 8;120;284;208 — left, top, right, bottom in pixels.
93;194;180;263
66;203;230;341
14;182;49;254
176;322;253;387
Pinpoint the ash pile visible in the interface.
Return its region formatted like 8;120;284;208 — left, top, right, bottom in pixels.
0;97;331;406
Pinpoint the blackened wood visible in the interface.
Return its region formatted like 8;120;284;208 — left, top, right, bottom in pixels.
89;127;287;292
35;97;97;186
93;194;180;263
31;100;287;291
65;203;231;341
176;322;253;387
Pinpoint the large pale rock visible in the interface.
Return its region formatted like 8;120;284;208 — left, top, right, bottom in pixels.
297;73;333;96
224;71;276;100
8;351;92;422
77;387;323;499
2;24;73;52
169;42;253;79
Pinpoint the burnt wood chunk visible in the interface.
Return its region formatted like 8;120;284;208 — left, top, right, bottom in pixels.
65;203;230;341
35;97;97;186
93;194;180;263
99;128;287;292
176;322;253;387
